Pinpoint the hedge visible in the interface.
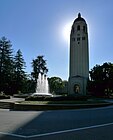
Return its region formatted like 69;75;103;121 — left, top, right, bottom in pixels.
25;95;91;101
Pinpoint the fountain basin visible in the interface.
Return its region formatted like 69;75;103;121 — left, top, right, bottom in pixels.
31;93;53;97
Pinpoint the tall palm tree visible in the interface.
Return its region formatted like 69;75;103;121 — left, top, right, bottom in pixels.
31;55;48;82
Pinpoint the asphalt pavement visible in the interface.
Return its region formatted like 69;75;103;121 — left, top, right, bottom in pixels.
0;106;113;140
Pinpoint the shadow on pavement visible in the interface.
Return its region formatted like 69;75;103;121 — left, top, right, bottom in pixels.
0;110;75;140
1;106;113;140
0;109;85;140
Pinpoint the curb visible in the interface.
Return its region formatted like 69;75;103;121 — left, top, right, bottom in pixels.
13;102;113;111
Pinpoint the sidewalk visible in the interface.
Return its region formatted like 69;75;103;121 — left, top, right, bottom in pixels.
0;97;25;110
0;96;25;103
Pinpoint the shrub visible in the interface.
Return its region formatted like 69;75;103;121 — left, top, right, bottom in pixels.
25;96;47;101
25;95;90;101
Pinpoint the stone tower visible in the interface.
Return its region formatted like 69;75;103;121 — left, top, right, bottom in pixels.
68;13;89;95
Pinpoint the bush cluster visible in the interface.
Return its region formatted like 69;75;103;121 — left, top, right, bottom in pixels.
25;96;50;101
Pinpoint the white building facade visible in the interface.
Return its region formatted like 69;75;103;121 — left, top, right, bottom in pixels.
68;13;89;95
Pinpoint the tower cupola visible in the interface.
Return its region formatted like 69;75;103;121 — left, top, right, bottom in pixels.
74;13;86;23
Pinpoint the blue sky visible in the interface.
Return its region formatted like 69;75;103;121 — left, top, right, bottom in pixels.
0;0;113;80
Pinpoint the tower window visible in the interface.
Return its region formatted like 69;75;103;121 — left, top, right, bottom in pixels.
77;37;80;41
77;25;80;31
83;26;85;32
72;26;74;34
82;37;85;40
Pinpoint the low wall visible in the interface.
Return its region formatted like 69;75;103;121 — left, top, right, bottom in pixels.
13;102;113;111
0;102;14;109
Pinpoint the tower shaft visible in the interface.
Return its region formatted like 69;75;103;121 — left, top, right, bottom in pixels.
68;13;89;95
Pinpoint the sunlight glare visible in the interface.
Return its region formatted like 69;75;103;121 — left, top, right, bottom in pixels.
62;21;73;43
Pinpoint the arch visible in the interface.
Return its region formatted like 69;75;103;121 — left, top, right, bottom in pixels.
74;84;80;94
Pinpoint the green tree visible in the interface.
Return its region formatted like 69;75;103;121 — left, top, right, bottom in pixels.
31;55;48;82
14;49;26;93
48;77;64;94
89;62;113;97
0;37;14;94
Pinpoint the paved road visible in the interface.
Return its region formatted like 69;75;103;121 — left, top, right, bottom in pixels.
0;106;113;140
